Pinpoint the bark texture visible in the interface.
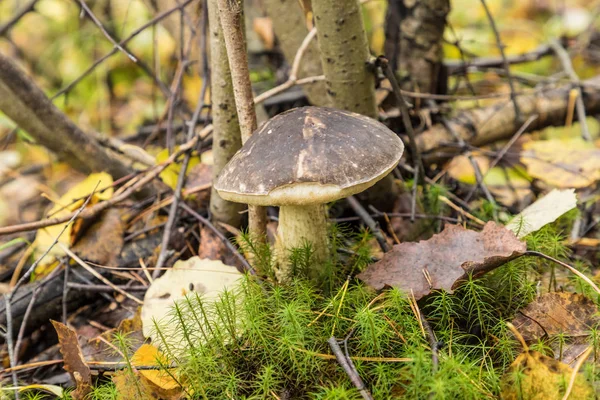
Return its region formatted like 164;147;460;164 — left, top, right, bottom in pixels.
0;53;132;179
216;0;267;238
312;0;397;209
385;0;450;94
417;77;600;162
312;0;378;117
208;0;245;228
261;0;328;106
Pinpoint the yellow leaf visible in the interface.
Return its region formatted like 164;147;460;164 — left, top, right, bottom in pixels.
156;148;201;190
33;172;113;274
521;138;600;188
131;344;183;397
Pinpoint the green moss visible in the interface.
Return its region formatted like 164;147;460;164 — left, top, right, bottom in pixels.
88;218;600;399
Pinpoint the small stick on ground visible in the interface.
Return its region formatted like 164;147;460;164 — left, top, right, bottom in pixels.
3;294;18;399
327;337;374;400
179;202;254;274
524;251;600;295
346;196;391;252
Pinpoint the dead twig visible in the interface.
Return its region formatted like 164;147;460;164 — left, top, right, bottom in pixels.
327;337;373;400
549;39;591;141
0;125;212;237
254;28;318;104
346;196;391;252
0;0;39;37
52;0;195;99
480;0;522;123
179;202;254;274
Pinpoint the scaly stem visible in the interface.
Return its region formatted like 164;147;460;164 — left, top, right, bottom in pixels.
276;204;329;282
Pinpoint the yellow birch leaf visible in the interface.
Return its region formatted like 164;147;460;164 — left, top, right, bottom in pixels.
33;172;113;274
521;138;600;188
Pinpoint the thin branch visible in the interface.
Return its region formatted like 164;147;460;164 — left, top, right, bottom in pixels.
346;196;391;252
179;202;254;274
60;244;143;305
52;0;195;99
254;28;317;104
0;0;39;37
77;0;137;62
0;125;212;236
549;39;591;141
217;0;267;239
480;0;522;123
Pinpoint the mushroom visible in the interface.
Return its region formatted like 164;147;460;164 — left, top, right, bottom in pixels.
215;106;404;281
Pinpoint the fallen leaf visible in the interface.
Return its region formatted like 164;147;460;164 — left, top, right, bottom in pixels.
512;292;600;365
71;208;124;266
500;349;593;400
33;172;113;272
112;369;155;400
513;292;599;343
2;384;64;397
141;257;244;350
357;222;526;300
253;17;274;50
131;344;183;399
51;320;92;400
156;148;200;190
521;138;600;188
505;189;577;239
447;154;532;207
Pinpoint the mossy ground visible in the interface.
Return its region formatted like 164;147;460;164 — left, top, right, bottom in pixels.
72;209;600;400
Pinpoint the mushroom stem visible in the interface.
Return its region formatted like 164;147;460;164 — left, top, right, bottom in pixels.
276;204;329;281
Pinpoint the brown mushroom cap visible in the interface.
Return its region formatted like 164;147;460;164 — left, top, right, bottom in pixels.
215;106;404;206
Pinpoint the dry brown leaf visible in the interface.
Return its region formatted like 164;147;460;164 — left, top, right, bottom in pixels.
71;208;124;266
500;349;594;400
50;320;92;400
521;138;600;188
513;292;599;342
357;222;526;300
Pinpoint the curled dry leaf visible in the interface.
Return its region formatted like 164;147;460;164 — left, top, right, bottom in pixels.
357;222;526;300
50;320;92;400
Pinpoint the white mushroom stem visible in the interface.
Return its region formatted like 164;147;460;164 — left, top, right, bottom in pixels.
275;204;329;281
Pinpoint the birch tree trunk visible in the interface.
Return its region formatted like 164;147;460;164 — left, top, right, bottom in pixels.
207;0;245;228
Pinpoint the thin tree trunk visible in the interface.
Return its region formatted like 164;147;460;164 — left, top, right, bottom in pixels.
0;53;132;180
384;0;450;94
261;0;328;106
208;0;245;228
216;0;267;239
312;0;377;117
312;0;397;209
